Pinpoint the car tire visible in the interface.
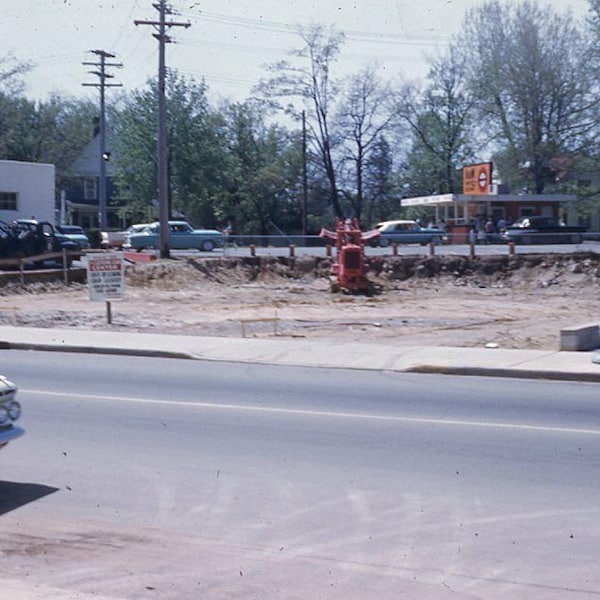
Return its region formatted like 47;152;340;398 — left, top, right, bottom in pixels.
379;237;390;248
201;240;215;252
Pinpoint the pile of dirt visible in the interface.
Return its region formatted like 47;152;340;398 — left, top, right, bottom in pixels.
0;252;598;350
123;253;600;292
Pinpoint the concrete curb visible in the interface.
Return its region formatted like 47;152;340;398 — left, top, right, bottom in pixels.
405;364;600;383
1;340;195;361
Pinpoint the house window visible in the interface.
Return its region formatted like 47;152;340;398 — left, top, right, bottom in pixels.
0;192;18;211
84;178;97;200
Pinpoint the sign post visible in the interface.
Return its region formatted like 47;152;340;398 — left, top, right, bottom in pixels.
87;253;125;324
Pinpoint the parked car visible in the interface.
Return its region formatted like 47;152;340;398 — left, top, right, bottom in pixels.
101;224;150;249
0;375;23;450
501;216;586;244
8;219;80;265
375;219;447;247
123;221;224;252
57;225;91;249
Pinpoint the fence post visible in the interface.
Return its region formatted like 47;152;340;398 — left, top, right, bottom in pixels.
429;242;435;257
392;243;398;256
508;242;515;256
469;243;476;259
62;249;69;284
250;244;256;257
289;244;295;258
326;244;332;257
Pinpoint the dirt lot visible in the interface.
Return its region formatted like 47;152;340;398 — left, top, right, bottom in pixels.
0;252;599;350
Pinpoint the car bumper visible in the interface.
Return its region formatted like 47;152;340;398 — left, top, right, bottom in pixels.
0;425;25;448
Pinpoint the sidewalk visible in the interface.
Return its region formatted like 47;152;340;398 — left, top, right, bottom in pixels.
1;325;600;382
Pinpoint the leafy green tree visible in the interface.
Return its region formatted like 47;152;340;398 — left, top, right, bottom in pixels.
222;100;304;236
112;74;229;227
0;88;96;195
34;96;98;189
0;94;37;161
460;0;598;193
110;86;159;221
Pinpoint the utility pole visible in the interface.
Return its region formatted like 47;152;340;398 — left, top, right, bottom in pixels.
302;110;309;238
83;50;122;231
135;1;190;259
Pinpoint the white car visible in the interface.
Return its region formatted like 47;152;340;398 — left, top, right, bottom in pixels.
0;375;23;449
101;224;150;249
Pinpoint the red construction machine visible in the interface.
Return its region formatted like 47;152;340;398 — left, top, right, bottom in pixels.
319;218;380;293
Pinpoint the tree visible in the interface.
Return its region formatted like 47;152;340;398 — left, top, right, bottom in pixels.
33;96;98;189
336;66;398;222
222;100;304;236
460;0;599;193
362;135;399;224
112;74;229;226
0;54;31;95
258;24;346;220
0;90;96;193
397;46;478;197
111;86;159;221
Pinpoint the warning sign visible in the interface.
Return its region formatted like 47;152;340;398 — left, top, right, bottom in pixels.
87;253;125;301
462;162;492;195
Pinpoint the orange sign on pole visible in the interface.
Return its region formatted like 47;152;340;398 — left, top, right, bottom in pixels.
462;162;492;195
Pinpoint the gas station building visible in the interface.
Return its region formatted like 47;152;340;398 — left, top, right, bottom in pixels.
400;162;578;241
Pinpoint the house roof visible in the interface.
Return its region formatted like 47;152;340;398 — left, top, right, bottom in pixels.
69;133;115;178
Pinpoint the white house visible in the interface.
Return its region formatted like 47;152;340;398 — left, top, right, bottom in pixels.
0;159;55;223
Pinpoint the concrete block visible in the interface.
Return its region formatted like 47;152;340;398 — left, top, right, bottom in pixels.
560;323;600;351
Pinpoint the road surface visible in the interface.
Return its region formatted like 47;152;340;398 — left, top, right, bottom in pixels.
1;350;600;599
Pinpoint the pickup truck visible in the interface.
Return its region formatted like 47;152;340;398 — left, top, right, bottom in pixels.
0;219;80;266
0;375;23;450
501;216;586;244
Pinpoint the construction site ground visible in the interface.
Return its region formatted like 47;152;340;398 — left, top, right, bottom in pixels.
0;252;598;352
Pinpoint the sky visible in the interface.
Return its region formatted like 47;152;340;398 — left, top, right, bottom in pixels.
2;0;591;105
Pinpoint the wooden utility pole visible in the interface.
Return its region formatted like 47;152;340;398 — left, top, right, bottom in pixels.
135;1;190;259
302;110;309;237
83;50;122;231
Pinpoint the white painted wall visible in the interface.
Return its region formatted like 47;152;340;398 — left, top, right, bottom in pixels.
0;160;55;223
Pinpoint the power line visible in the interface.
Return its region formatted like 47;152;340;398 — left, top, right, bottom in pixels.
180;8;451;46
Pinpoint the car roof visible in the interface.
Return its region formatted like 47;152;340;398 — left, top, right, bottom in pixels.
376;219;417;227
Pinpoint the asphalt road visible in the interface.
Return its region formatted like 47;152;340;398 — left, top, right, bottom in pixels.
2;351;600;599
